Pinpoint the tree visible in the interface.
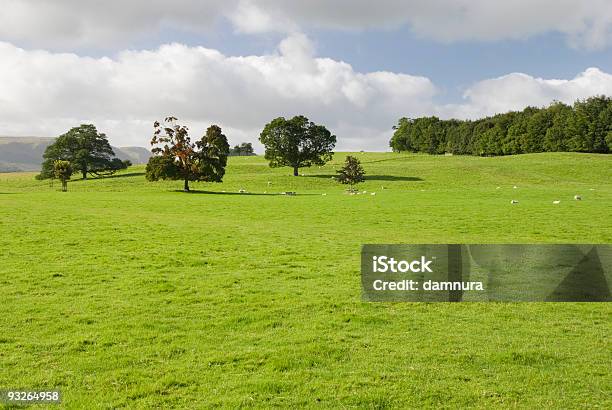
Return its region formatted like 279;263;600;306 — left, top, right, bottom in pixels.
230;142;255;156
53;160;73;192
259;116;336;176
40;124;126;180
570;96;612;153
544;102;572;151
336;155;365;191
390;117;415;152
145;117;230;191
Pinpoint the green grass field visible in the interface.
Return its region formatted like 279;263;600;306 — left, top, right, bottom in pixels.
1;152;610;408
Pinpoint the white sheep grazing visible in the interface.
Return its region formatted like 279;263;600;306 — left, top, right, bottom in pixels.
513;186;518;189
371;192;376;196
496;187;501;189
553;200;560;204
322;193;327;196
510;200;519;204
363;190;367;194
574;195;582;201
239;189;246;193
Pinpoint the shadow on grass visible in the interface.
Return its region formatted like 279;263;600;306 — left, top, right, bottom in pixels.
304;174;423;182
172;190;321;196
91;172;145;180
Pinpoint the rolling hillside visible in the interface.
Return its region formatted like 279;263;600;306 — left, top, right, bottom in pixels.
0;152;610;408
0;136;151;172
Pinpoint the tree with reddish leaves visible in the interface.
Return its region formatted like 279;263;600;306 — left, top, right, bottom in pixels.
145;117;230;192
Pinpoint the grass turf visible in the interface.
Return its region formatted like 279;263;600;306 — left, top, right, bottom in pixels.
0;152;610;408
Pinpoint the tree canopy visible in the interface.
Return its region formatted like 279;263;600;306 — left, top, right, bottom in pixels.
259;115;336;176
390;96;612;156
40;124;127;179
230;142;255;156
145;117;230;191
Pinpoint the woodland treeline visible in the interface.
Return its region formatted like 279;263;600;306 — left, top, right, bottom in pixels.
390;96;612;155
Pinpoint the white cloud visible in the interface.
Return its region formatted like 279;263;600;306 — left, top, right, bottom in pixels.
0;0;233;49
0;36;437;150
441;67;612;119
231;1;612;50
1;35;610;151
1;1;611;50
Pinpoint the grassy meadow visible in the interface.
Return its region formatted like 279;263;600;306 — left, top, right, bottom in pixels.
0;152;611;408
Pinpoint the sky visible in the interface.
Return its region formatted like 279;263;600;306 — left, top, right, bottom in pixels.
1;0;612;151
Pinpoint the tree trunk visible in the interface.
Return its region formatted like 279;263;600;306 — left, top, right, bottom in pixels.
184;179;190;192
82;170;87;180
62;180;67;192
293;166;299;176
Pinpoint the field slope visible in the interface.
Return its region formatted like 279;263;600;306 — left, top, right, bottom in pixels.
0;152;610;408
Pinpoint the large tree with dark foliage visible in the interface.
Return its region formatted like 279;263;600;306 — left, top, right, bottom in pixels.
39;124;126;179
145;117;230;192
390;96;612;156
259;116;336;176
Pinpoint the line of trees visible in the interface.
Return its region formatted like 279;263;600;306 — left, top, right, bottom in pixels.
38;115;337;192
144;115;336;191
43;95;611;193
390;96;612;156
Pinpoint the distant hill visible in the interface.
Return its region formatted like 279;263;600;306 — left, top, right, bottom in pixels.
0;136;151;172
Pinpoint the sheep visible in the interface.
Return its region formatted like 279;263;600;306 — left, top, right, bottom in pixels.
371;192;376;196
238;189;246;194
267;181;272;186
574;195;582;201
496;186;501;189
553;200;561;204
322;193;327;196
362;190;367;194
513;186;518;189
510;200;519;204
